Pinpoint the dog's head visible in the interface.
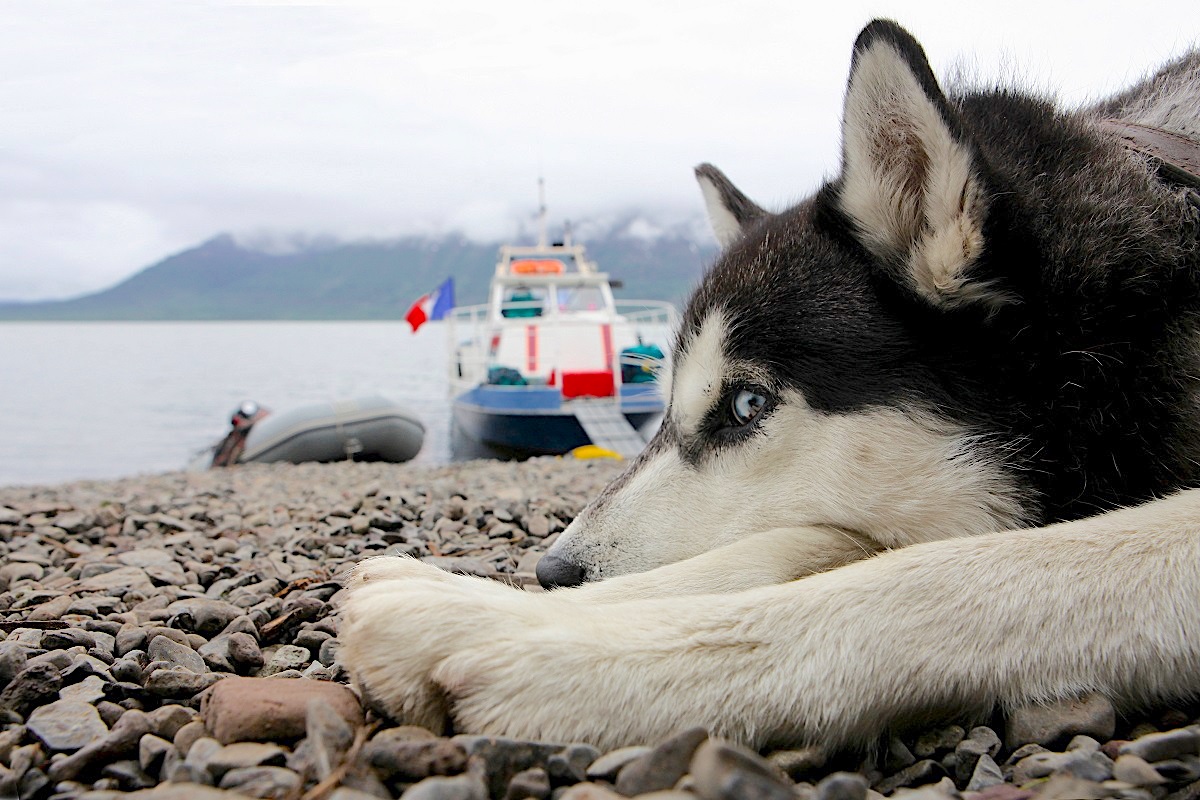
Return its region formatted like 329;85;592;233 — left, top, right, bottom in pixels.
537;20;1040;588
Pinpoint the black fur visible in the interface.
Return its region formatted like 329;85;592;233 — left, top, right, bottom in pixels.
695;163;768;230
679;21;1200;525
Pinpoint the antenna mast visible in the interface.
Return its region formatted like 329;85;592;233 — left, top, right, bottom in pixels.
537;177;548;248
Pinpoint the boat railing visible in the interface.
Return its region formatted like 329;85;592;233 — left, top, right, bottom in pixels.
446;300;678;395
447;304;492;394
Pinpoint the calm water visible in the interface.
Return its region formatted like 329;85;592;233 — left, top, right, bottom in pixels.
0;321;453;487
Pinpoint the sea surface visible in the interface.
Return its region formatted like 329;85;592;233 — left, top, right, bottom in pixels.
0;321;453;487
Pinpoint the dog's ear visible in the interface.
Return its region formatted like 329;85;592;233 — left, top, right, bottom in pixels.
695;163;768;249
837;20;1006;309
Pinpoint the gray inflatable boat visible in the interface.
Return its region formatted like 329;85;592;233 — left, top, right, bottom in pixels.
218;396;424;465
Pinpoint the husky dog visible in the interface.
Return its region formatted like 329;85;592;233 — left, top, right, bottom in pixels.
342;21;1200;751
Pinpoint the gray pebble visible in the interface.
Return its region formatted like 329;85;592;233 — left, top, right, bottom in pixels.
547;743;599;786
0;662;63;717
197;634;237;673
115;627;148;656
97;700;127;727
872;759;946;795
206;741;288;782
294;628;332;654
226;632;264;671
1012;749;1113;784
814;772;869;800
1120;727;1200;762
506;767;551;800
147;704;196;740
167;597;246;637
400;772;489;800
0;642;29;685
365;737;468;782
318;637;341;666
689;738;795;800
102;758;156;790
59;674;107;703
966;753;1005;791
1066;734;1101;752
27;698;109;751
144;667;221;698
1003;742;1049;766
615;726;708;796
953;726;1002;783
912;725;965;758
40;627;97;651
139;733;175;774
258;644;311;677
174;719;209;756
585;745;652;781
183;735;223;778
46;708;154;782
111;657;144;683
219;765;302;798
306;696;355;780
25;648;72;672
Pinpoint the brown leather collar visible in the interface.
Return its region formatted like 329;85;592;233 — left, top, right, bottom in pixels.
1101;119;1200;189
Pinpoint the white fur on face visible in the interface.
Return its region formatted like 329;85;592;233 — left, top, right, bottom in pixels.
670;312;730;435
550;311;1031;579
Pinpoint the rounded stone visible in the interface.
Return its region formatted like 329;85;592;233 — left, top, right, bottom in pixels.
814;772;869;800
148;635;208;674
1005;693;1115;749
27;699;109;751
689;739;795;800
615;727;709;796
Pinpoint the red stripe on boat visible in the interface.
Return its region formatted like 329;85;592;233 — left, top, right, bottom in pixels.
601;324;613;370
526;325;538;372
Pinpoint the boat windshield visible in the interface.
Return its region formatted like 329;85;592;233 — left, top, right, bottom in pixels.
555;283;606;312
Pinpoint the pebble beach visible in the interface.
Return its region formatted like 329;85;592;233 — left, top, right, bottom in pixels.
2;458;1199;800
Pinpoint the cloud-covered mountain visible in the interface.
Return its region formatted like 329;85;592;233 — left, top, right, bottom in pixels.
0;220;717;320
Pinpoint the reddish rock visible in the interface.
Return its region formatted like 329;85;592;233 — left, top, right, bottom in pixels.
1004;694;1115;749
200;677;362;744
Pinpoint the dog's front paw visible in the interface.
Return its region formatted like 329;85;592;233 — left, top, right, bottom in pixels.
340;562;537;732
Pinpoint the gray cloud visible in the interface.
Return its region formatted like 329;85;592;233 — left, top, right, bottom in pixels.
1;0;1195;299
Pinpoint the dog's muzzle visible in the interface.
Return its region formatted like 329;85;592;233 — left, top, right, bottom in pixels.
535;554;586;589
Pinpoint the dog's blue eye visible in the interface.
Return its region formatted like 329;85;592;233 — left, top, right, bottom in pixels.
730;389;767;427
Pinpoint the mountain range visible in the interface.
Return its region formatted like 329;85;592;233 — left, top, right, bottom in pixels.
0;227;717;321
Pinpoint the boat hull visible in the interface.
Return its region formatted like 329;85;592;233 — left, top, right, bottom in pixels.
240;396;425;464
452;384;662;458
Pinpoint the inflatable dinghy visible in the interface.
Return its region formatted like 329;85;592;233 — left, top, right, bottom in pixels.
209;396;424;466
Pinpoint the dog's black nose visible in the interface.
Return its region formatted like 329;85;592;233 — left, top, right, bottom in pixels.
536;554;585;589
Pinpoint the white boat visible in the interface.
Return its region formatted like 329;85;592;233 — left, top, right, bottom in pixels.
448;216;677;459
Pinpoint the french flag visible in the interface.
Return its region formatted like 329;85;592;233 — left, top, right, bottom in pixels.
405;277;455;332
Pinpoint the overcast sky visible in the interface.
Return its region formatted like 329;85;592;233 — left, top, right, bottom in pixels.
2;1;1196;300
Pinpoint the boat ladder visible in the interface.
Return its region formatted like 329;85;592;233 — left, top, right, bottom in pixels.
571;399;648;459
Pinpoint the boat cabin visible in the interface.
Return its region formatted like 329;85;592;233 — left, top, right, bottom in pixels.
485;244;625;397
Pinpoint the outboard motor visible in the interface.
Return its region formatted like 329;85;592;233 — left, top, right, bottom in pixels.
210;401;269;467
